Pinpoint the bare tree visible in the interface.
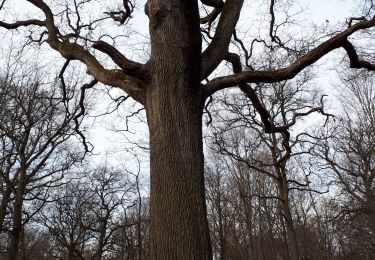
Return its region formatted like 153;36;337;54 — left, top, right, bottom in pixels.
0;51;92;259
88;164;135;260
1;0;375;257
38;181;96;260
205;147;290;259
35;161;147;260
208;69;330;259
113;198;150;260
316;71;375;258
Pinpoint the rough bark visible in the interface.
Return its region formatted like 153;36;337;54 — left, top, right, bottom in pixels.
146;86;212;259
146;0;212;258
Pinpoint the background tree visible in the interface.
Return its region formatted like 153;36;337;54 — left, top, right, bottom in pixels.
88;163;136;260
0;65;91;259
112;197;150;260
315;71;375;258
35;161;147;260
207;66;330;259
42;181;95;260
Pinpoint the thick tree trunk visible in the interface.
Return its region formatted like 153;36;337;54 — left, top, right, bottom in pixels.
147;103;212;259
146;91;212;259
146;1;212;259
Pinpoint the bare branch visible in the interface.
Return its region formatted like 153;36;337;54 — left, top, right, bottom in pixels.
342;39;375;70
0;19;45;29
201;0;223;8
201;0;244;79
200;8;222;25
204;16;375;96
92;40;149;80
200;0;223;24
73;79;98;153
0;0;147;104
0;0;6;10
269;0;278;43
105;0;135;25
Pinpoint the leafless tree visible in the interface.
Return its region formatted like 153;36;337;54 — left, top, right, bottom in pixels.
207;68;331;259
315;71;375;258
205;148;291;259
38;181;97;260
112;198;150;260
35;161;148;260
88;164;136;260
1;0;375;257
0;71;91;259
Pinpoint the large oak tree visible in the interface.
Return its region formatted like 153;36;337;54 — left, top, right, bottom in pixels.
1;0;374;258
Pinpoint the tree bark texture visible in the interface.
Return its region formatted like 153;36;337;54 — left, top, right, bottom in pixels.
146;1;212;259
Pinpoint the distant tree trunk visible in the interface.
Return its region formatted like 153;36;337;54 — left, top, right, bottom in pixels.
277;170;299;260
146;1;211;258
67;249;76;260
217;193;226;260
237;165;254;259
7;171;26;260
0;183;12;231
268;129;299;260
242;196;254;259
96;219;107;260
366;200;375;255
258;197;266;260
262;195;277;259
136;176;143;259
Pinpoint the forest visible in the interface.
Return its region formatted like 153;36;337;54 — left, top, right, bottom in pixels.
0;0;375;259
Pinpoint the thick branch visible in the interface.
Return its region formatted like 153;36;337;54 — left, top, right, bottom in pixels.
56;42;145;103
223;52;333;167
201;0;223;8
204;15;375;97
201;0;244;79
200;0;223;24
200;8;222;24
223;53;273;131
15;0;146;103
92;40;149;80
0;19;45;29
342;39;375;70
